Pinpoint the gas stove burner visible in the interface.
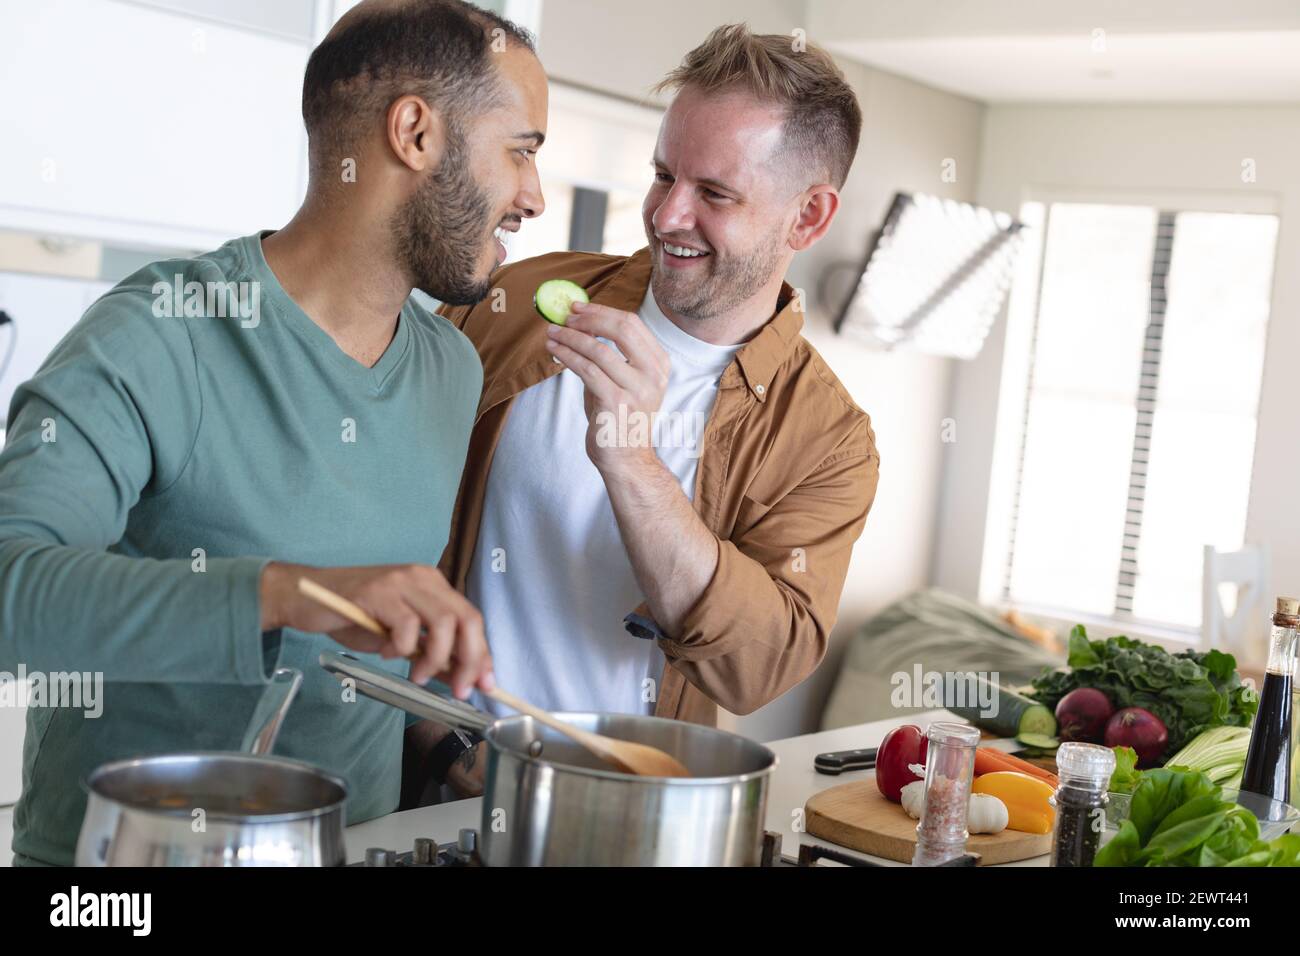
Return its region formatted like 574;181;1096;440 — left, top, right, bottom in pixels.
355;828;483;867
355;829;915;867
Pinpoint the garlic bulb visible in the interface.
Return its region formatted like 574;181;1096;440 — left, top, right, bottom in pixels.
968;793;1008;834
898;781;1008;835
900;780;926;819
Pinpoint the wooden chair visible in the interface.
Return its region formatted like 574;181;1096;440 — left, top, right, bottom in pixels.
1202;543;1270;663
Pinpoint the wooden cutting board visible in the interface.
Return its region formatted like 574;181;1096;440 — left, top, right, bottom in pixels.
805;779;1053;865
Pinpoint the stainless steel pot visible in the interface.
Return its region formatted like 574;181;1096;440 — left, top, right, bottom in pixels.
321;652;776;866
75;668;348;866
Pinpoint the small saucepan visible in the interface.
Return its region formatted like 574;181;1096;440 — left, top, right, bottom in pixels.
76;668;348;866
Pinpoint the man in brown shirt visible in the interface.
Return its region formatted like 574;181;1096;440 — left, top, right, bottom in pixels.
407;25;879;797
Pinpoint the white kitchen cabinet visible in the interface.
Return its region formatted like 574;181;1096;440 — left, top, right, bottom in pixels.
0;0;311;250
0;678;27;808
0;807;13;868
0;271;114;426
1;678;28;869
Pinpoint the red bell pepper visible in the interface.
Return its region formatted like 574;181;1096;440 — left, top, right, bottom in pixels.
875;724;928;802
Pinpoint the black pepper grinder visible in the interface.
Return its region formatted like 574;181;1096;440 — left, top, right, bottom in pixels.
1050;742;1115;867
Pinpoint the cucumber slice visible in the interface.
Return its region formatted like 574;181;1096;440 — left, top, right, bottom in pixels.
1017;733;1060;751
534;279;589;325
1016;703;1059;740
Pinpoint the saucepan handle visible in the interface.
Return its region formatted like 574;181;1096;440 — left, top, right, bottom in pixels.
319;651;494;734
241;667;303;756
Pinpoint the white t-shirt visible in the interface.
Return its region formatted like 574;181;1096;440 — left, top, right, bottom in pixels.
466;288;741;717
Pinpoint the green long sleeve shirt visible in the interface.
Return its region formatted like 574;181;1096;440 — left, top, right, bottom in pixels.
0;232;482;865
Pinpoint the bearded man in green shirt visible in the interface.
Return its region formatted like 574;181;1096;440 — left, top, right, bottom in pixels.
0;0;547;865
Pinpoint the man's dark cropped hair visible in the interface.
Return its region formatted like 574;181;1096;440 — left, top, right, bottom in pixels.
301;0;535;175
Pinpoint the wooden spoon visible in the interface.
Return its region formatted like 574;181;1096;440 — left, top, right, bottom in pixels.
296;578;691;778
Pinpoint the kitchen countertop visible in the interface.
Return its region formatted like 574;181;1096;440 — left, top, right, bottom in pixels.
344;709;1051;866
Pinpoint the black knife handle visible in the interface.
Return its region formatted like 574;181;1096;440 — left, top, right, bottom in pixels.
814;747;877;775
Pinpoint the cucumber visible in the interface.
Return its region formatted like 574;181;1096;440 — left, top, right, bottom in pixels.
534;279;589;325
1016;733;1060;751
946;675;1058;740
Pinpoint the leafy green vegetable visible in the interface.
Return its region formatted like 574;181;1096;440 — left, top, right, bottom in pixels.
1097;820;1143;866
1224;833;1300;867
1094;767;1295;867
1127;768;1217;845
1144;808;1230;860
1108;746;1142;795
1199;810;1260;866
1030;625;1257;761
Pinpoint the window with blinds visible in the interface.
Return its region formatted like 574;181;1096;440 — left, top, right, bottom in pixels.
1000;201;1277;630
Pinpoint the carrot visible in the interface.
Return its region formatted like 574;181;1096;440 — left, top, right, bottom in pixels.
994;749;1059;786
975;747;1059;787
974;747;1022;774
973;748;1011;777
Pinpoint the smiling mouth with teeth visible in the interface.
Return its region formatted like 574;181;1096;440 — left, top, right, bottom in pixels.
662;241;710;259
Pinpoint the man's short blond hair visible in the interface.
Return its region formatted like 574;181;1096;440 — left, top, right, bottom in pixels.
653;23;862;190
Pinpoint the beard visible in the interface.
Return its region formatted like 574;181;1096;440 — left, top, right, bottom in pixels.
646;224;785;321
392;127;496;306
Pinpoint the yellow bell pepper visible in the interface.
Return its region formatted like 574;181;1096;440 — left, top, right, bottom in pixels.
971;771;1055;835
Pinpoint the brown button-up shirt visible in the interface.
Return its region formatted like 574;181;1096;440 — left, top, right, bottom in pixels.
438;248;879;727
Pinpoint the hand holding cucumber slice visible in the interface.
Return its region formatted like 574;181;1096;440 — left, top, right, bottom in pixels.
534;279;590;326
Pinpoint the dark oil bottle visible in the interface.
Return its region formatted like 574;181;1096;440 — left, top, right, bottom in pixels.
1240;597;1298;805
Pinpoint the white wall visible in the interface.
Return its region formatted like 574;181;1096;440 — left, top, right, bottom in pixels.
540;0;986;738
935;103;1300;663
537;0;806;104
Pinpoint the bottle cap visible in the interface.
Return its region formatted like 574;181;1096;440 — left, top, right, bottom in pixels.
1277;597;1300;616
1056;742;1116;785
